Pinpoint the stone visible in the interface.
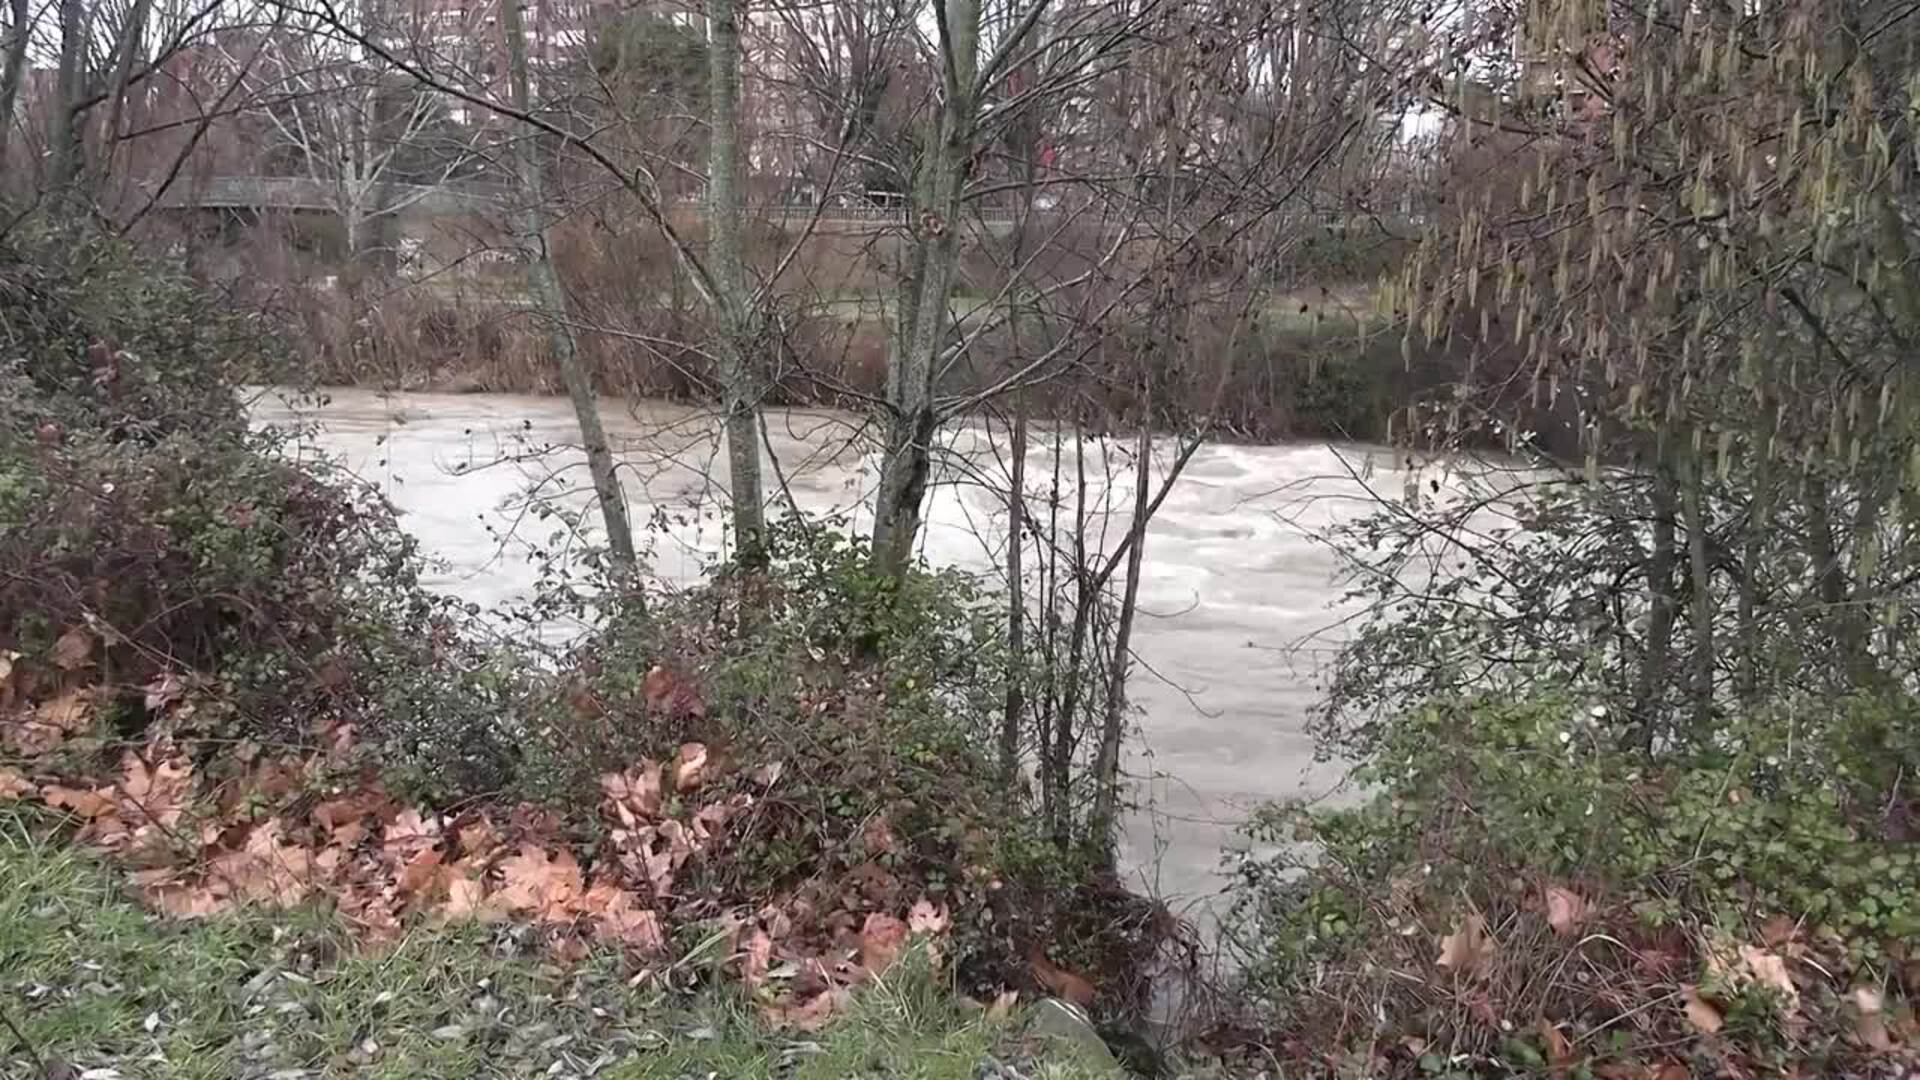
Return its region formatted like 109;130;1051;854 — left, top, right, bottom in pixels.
1024;997;1119;1070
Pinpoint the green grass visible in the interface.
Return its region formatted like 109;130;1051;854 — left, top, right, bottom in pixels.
609;951;1117;1080
0;810;1119;1079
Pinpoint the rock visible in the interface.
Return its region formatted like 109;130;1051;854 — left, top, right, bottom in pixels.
1025;997;1119;1070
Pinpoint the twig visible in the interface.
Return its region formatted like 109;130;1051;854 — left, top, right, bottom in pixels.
0;999;46;1075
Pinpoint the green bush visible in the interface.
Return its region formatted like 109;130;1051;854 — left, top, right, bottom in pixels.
1226;691;1920;1070
0;226;522;795
510;519;1154;995
0;224;280;438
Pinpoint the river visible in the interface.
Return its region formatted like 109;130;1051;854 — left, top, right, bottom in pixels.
252;386;1433;925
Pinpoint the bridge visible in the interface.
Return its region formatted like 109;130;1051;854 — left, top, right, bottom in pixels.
159;175;512;216
155;175;1027;230
157;175;1417;236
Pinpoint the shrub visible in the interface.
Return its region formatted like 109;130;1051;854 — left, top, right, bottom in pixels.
0;226;522;795
1224;692;1920;1074
513;519;1169;1003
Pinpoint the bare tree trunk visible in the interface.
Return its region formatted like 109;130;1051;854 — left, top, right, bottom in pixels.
707;0;767;566
1049;427;1091;843
1738;453;1766;703
1000;145;1040;786
1805;473;1851;685
0;0;30;170
1632;460;1678;747
1091;419;1152;848
870;0;979;578
1036;422;1065;830
1682;452;1712;734
503;0;638;577
49;0;88;197
86;0;152;200
1843;467;1892;688
1002;399;1027;783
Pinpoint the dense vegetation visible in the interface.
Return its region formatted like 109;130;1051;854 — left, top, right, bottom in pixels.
1217;0;1920;1074
0;227;1161;1076
9;0;1920;1073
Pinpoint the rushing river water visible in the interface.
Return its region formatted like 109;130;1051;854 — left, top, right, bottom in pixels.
253;386;1432;924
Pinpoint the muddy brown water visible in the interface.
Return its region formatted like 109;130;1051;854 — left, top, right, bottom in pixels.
252;387;1449;930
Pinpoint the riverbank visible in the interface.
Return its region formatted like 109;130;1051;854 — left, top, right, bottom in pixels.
251;386;1414;925
0;808;1124;1079
281;283;1407;443
2;229;1193;1075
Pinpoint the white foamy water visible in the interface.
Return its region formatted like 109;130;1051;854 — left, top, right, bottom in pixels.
252;387;1453;924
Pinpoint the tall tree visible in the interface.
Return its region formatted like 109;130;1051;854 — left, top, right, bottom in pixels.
1345;0;1920;746
235;34;475;261
0;0;30;170
707;0;767;565
867;0;989;578
501;0;639;575
86;0;154;197
48;0;89;194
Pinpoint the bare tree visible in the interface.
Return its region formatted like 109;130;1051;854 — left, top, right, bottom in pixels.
865;0;994;578
232;29;478;261
0;0;31;170
85;0;155;196
501;0;639;573
707;0;766;564
48;0;89;193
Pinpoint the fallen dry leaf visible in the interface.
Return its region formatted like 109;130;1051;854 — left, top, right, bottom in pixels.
1536;1019;1574;1068
908;898;949;935
142;671;186;713
208;818;320;906
742;927;774;990
1683;986;1724;1035
50;627;94;671
488;845;584;922
118;754;192;827
5;690;92;756
0;766;30;801
763;989;847;1031
1854;986;1895;1051
673;742;709;792
1436;913;1495;974
600;764;663;823
1544;885;1589;936
1739;945;1798;1014
860;912;909;976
